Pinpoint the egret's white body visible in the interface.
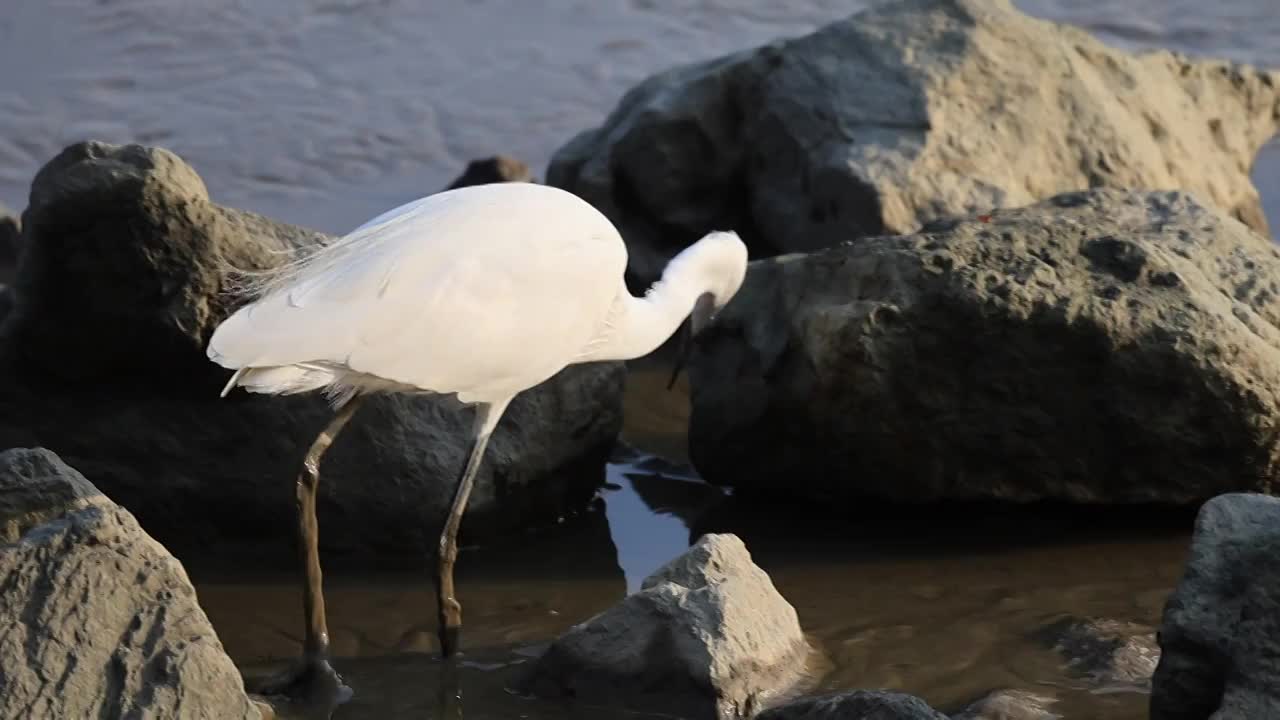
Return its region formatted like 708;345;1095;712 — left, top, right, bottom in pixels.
210;183;742;406
205;181;747;704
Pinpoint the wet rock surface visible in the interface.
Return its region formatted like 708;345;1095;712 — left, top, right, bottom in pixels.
1041;617;1158;688
756;690;948;720
688;189;1280;505
520;533;812;719
0;447;260;719
0;141;624;555
952;689;1059;720
1151;493;1280;719
548;0;1280;288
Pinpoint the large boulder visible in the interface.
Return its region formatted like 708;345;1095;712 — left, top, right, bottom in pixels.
520;533;812;719
0;141;625;554
755;691;948;720
687;189;1280;504
0;448;261;719
1150;493;1280;719
548;0;1280;288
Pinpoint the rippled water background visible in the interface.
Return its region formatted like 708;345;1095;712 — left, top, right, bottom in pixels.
2;2;1276;718
0;1;1276;232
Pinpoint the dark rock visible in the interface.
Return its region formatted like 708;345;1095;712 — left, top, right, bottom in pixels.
0;142;624;554
445;155;534;190
1151;493;1280;719
0;203;17;285
1041;617;1158;688
0;447;261;719
688;189;1280;504
952;689;1059;720
520;533;812;719
757;691;948;720
548;0;1280;288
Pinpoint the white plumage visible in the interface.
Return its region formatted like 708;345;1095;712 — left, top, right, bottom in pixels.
204;181;747;700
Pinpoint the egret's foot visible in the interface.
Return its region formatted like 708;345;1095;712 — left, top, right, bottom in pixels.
248;656;353;711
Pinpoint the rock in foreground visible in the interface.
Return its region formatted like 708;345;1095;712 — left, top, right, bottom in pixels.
953;689;1059;720
520;533;811;719
0;141;623;554
1151;493;1280;719
756;691;947;720
549;0;1279;287
0;448;260;719
689;189;1280;505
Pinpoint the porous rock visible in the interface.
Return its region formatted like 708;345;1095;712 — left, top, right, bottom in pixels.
1151;493;1280;719
688;189;1280;504
548;0;1280;288
0;447;260;719
755;690;948;720
0;141;624;554
520;533;811;719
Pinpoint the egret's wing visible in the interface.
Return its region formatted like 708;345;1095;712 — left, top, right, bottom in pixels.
209;184;626;397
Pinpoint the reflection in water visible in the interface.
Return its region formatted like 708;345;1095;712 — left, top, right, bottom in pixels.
188;368;1193;719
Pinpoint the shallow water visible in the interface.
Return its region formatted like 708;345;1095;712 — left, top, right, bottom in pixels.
190;368;1192;719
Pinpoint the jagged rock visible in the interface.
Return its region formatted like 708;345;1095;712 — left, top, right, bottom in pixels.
1151;493;1280;719
1041;618;1158;688
756;691;948;720
520;533;811;719
0;447;260;719
548;0;1280;288
446;155;534;189
688;189;1280;504
0;141;624;554
953;689;1059;720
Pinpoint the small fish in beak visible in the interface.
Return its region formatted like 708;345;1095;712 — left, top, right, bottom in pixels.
667;292;716;390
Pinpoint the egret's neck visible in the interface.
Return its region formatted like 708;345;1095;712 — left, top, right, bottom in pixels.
584;270;709;363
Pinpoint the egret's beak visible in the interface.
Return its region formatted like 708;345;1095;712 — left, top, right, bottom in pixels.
666;292;716;391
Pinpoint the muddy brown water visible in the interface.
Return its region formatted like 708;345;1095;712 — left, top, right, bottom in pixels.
189;361;1193;719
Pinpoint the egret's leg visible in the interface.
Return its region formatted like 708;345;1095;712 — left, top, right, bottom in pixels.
254;393;364;706
436;398;510;658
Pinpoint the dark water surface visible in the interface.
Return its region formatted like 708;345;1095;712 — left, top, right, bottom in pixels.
190;366;1193;719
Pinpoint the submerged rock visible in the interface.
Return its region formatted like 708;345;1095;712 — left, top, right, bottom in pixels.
0;447;260;719
520;533;812;719
548;0;1280;288
1151;493;1280;719
0;141;624;554
756;691;947;720
1041;617;1158;688
688;189;1280;504
953;689;1059;720
446;155;534;189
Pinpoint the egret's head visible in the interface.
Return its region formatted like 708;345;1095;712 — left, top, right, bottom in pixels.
667;230;749;389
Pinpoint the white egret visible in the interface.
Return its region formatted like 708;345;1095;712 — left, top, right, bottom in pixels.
207;182;748;703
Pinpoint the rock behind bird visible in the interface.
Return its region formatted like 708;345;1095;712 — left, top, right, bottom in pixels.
0;141;623;555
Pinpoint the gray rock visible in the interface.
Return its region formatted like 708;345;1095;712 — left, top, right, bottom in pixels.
688;189;1280;504
1151;493;1280;719
446;155;534;189
0;447;260;719
952;689;1059;720
756;691;948;720
1041;617;1158;688
548;0;1280;288
0;141;624;554
520;533;812;719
